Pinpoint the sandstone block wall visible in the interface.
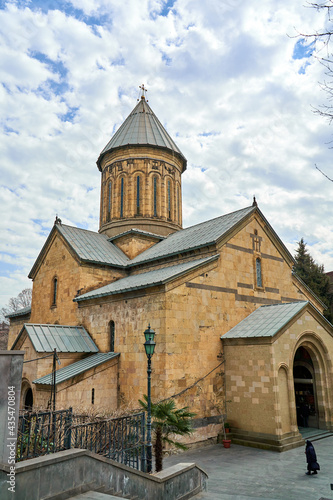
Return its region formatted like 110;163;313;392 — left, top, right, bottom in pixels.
99;146;184;237
223;308;333;441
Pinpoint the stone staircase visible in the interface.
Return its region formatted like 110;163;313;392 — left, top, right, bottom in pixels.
45;482;139;500
69;491;138;500
299;427;333;443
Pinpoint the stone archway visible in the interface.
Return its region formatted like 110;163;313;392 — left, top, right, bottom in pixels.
293;346;318;428
292;337;332;431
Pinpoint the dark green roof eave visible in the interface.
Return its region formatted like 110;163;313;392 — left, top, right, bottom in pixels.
74;254;219;303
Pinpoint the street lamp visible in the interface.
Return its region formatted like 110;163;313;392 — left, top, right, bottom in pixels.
144;324;156;473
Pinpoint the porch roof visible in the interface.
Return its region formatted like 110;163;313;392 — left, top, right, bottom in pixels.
12;324;98;353
222;301;308;339
33;352;119;385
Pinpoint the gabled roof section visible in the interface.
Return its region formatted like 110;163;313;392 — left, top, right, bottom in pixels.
33;352;119;385
74;254;219;302
97;97;187;171
6;306;31;319
129;205;256;266
11;324;99;353
29;224;130;279
56;225;130;266
222;301;308;339
108;228;165;243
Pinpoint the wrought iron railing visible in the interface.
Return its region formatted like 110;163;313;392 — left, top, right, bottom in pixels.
17;409;146;472
17;408;72;461
70;412;146;471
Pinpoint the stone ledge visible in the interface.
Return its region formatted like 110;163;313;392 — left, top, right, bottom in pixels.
219;429;305;452
0;449;208;500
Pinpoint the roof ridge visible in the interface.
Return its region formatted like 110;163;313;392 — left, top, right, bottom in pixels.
178;205;255;234
59;224;107;237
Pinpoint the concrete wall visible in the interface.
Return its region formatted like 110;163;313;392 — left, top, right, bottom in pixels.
0;449;207;500
0;351;24;465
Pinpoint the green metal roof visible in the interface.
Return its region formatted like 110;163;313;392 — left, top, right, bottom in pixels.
108;228;165;243
33;352;119;385
12;324;98;353
222;301;308;339
6;306;31;319
129;205;256;266
74;254;219;302
28;224;129;279
57;224;130;267
97;97;187;170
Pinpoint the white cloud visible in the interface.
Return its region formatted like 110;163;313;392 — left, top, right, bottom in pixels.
1;0;333;310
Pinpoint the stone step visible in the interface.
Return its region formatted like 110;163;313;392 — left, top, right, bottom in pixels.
45;482;103;500
310;432;333;442
68;490;138;500
68;492;122;500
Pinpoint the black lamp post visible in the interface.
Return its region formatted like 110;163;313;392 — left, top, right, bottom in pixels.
144;324;156;473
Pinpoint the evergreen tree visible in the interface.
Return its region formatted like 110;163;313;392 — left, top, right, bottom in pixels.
294;239;332;322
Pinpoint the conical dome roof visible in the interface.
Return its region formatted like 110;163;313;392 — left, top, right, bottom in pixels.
97;97;187;171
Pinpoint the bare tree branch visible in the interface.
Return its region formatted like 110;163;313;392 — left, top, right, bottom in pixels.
315;163;333;180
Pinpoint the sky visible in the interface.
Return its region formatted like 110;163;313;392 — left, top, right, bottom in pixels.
1;0;333;312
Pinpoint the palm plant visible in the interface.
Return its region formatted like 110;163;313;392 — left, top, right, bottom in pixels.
139;396;196;472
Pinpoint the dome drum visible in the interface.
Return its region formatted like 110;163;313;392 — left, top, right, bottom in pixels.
98;96;186;239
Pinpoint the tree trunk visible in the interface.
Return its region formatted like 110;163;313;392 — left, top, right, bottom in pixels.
154;426;163;472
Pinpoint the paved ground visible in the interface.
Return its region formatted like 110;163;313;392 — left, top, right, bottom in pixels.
164;436;333;500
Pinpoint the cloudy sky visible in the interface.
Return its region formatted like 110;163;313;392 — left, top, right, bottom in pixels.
1;0;333;311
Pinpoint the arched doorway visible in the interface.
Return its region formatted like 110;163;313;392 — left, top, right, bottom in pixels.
24;387;33;410
293;346;318;428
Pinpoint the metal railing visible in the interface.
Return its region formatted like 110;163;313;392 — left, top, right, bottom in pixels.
17;408;72;461
17;409;146;472
70;412;146;471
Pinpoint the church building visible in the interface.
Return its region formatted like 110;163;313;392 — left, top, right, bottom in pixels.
8;89;333;451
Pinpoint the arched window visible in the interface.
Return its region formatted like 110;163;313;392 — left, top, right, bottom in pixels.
120;178;124;218
108;180;112;221
177;185;180;223
256;258;262;288
153;177;157;216
167;180;171;219
110;320;115;352
52;277;58;306
136;176;140;215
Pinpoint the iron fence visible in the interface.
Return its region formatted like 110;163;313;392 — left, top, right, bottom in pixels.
16;409;146;472
70;412;146;471
17;408;72;461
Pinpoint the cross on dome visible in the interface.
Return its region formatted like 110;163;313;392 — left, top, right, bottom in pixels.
139;84;148;101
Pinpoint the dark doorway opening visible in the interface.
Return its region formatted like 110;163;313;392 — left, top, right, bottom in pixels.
24;388;33;410
293;346;318;428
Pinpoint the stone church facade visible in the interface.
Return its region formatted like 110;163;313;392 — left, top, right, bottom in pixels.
8;92;333;451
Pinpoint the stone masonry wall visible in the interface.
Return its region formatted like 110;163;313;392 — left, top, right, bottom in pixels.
99;146;184;237
29;232;122;326
223;308;333;441
35;358;119;411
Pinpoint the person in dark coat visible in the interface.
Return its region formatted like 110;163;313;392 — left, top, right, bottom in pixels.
305;440;320;475
300;402;310;428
